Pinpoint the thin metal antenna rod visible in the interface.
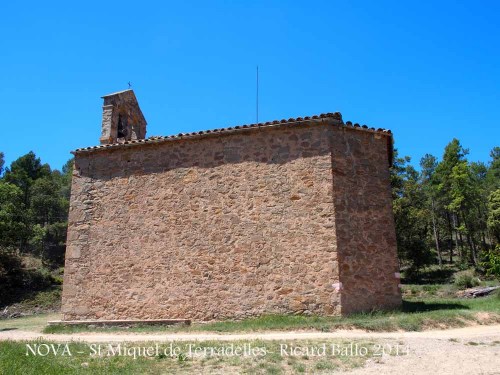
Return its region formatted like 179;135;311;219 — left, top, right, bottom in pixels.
256;65;259;124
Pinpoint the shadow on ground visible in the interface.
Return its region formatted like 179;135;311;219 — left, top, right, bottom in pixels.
402;300;468;313
401;266;458;285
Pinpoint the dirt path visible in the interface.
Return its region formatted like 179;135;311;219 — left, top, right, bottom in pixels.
348;334;500;375
1;323;500;342
2;325;499;374
0;324;500;343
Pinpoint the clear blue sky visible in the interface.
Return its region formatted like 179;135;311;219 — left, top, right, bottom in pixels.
1;0;498;171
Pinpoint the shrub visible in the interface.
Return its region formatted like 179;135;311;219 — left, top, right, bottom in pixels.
482;245;500;279
0;247;54;306
453;270;481;289
0;247;24;302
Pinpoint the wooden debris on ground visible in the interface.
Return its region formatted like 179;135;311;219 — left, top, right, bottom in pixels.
456;286;500;298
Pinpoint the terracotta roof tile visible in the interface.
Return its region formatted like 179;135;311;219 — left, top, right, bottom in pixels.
73;112;392;154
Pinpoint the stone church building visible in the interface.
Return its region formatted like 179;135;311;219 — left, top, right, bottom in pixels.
61;90;401;321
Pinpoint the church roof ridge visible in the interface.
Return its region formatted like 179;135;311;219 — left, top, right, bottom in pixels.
73;112;392;155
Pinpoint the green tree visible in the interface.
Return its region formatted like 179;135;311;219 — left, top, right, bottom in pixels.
30;176;66;225
1;152;70;265
486;147;500;191
3;151;51;205
420;154;443;266
0;151;4;176
0;152;72;303
488;189;500;244
60;158;74;200
392;151;433;275
469;161;491;248
435;139;469;264
448;161;482;265
0;181;27;248
482;245;500;279
28;172;69;265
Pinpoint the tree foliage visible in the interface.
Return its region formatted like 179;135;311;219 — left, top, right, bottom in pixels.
392;152;434;275
0;152;4;176
0;151;72;305
0;181;27;248
392;140;500;275
488;189;500;243
0;151;72;267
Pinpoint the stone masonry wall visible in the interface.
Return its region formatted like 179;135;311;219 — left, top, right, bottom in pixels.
330;130;401;313
63;122;342;321
62;119;401;321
